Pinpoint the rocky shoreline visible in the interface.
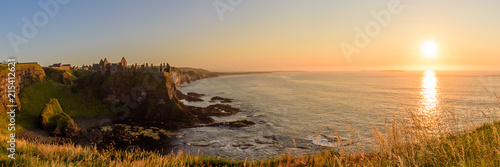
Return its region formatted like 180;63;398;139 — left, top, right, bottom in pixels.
12;67;344;160
178;91;255;128
13;65;279;156
91;90;255;151
19;89;255;153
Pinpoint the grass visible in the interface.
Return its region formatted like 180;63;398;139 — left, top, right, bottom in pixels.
0;64;7;73
175;67;219;78
39;98;75;132
0;107;10;135
176;67;214;74
0;63;44;75
43;68;91;83
0;120;498;166
0;96;498;166
18;79;113;130
66;69;92;81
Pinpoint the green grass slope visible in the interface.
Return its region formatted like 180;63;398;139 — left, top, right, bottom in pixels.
43;68;92;84
18;79;113;130
39;98;76;133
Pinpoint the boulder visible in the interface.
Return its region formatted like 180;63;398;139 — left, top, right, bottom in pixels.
176;90;204;102
209;96;233;103
207;120;256;128
39;98;79;137
187;92;205;98
187;104;242;117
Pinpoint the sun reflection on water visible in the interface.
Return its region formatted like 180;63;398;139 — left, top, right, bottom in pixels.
421;70;439;113
415;70;442;135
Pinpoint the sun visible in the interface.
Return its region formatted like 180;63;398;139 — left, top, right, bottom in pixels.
421;41;438;58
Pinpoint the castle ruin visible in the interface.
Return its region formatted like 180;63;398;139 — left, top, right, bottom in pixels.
80;57;171;75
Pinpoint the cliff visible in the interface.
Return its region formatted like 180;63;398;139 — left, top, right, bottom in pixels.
0;63;45;109
0;63;45;134
170;67;219;87
75;71;196;126
0;62;219;130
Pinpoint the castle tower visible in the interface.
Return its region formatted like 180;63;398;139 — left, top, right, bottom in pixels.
103;58;109;65
120;57;127;67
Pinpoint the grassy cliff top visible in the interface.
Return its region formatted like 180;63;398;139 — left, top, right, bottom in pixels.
175;67;219;76
176;67;214;73
0;63;44;75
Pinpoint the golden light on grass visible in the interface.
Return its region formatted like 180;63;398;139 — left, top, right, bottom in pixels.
421;41;438;58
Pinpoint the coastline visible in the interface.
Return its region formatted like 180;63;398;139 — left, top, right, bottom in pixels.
15;67;276;155
3;66;500;165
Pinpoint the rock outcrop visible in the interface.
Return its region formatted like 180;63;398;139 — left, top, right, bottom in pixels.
0;63;45;109
185;104;242;117
210;96;233;103
176;90;204;102
206;120;256;128
75;71;196;126
39;98;79;137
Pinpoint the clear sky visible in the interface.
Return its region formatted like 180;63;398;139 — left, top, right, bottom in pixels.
1;0;499;71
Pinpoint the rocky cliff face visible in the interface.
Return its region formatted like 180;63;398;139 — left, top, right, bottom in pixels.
170;67;219;87
170;71;191;86
0;63;218;128
0;63;45;109
76;71;195;125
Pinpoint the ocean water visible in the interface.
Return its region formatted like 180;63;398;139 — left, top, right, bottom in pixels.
173;71;500;160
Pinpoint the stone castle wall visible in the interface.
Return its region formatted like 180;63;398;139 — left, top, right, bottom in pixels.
80;57;171;75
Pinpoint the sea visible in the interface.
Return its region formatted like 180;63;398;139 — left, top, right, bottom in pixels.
171;71;500;160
